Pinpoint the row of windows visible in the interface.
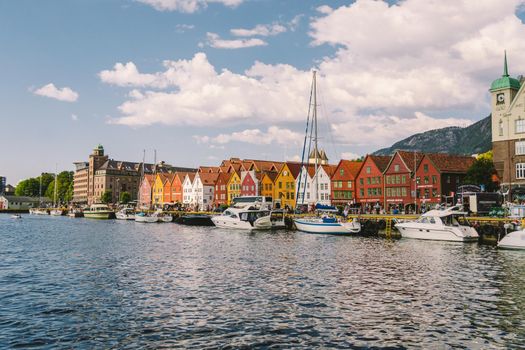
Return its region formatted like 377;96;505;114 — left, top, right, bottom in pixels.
416;188;439;198
333;191;354;199
385;175;407;185
278;181;295;189
498;119;525;136
416;175;438;185
386;187;407;197
333;181;352;189
359;177;381;185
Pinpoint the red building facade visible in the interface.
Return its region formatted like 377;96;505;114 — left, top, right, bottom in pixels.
331;160;363;205
214;172;231;207
416;154;475;209
356;155;390;210
241;171;258;196
383;151;423;212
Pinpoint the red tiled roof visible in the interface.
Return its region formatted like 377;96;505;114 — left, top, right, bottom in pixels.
217;172;232;184
199;172;220;185
368;155;391;172
396;150;424;172
262;170;278;182
426;153;475;173
321;164;338;177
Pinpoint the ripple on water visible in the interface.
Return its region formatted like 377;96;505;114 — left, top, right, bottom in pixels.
0;215;525;348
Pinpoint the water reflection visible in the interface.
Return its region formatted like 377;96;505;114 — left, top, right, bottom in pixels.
0;214;524;348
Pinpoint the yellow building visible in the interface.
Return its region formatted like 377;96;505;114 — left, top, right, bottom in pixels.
273;163;302;209
260;171;277;199
227;171;241;204
152;173;166;205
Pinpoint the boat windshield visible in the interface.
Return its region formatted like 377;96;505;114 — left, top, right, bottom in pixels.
239;211;270;222
442;215;461;227
416;216;437;224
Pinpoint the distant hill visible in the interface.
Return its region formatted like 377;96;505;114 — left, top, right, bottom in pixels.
373;116;491;156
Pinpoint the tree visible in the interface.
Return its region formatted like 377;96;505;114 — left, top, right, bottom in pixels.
463;155;498;192
44;171;74;205
15;178;40;197
101;190;113;204
119;191;131;204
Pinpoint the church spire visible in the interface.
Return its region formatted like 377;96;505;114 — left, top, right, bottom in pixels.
503;50;509;77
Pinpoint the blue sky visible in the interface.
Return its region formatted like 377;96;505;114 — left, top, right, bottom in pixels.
2;0;525;184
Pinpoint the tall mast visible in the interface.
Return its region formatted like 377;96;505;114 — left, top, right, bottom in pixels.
54;164;58;207
313;70;319;203
39;173;42;206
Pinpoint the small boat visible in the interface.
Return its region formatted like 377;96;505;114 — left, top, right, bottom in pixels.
50;209;63;216
83;204;114;219
498;223;525;250
29;208;48;215
294;204;361;235
134;211;159;223
175;214;215;226
159;213;173;223
116;207;135;220
395;206;478;242
211;206;274;230
11;214;22;219
67;209;83;218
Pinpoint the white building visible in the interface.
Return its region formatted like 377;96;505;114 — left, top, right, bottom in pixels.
0;195;41;210
182;173;196;207
191;172;218;211
295;164;336;206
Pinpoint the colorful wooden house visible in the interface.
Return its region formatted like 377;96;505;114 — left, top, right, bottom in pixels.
170;172;192;204
260;171;278;200
356;155;390;210
192;172;219;211
240;170;258;196
274;162;302;209
383;150;424;212
138;174;155;208
214;172;232;207
182;173;196;206
163;173;176;204
331;160;363;206
227;170;241;204
415;153;475;209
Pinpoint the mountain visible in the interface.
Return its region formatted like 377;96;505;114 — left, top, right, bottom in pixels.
372;116;491;156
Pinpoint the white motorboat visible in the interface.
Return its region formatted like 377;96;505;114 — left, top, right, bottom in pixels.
84;204;114;219
29;208;48;215
395;206;478;242
159;212;173;223
134;211;159;223
116;207;135;220
50;209;63;216
11;214;22;219
498;223;525;250
211;206;274;230
294;216;361;234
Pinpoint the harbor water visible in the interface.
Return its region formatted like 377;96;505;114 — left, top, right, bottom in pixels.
1;214;525;348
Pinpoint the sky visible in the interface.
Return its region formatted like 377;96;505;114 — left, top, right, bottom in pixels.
2;0;525;184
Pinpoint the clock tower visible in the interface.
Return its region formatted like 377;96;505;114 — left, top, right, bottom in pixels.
490;51;522;189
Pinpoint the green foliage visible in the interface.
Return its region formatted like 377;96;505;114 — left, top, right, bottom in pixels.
44;171;74;205
119;191;131;204
101;190;113;204
15;178;40;197
463;157;498;192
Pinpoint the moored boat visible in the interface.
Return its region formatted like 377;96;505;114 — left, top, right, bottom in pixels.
116;207;135;220
30;208;49;215
498;224;525;249
83;204;114;219
175;214;215;226
395;206;478;242
134;211;159;223
67;208;83;218
50;209;63;216
211;206;273;230
11;214;22;219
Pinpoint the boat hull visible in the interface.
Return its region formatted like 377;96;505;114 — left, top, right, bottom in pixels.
135;214;159;223
116;213;135;220
395;224;478;242
84;212;113;220
498;230;525;249
175;215;215;226
211;216;255;230
294;219;361;234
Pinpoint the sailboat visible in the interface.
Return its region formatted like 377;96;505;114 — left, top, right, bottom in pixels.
30;174;49;215
293;71;361;235
135;150;159;223
50;167;63;216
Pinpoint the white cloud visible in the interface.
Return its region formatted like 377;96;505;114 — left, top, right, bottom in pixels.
288;14;303;32
175;24;195;33
194;126;303;145
137;0;243;13
205;32;267;49
331;112;472;147
71;114;79;121
341;152;360;160
101;0;525;153
230;23;287;37
33;83;79;102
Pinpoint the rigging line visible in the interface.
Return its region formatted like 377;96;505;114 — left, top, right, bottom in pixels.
297;72;315;207
317;75;339;162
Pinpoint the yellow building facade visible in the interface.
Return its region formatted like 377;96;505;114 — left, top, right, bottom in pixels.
227;171;241;204
260;172;276;200
273;163;300;209
152;174;165;205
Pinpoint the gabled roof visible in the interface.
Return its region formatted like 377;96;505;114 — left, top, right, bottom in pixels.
360;155;391;174
332;159;363;180
282;162;303;178
199;166;221;173
199;172;220;185
184;173;196;183
424;153;475;173
320;164;337;177
172;172;192;184
1;195;40;202
141;174;155;186
261;170;278;183
396;150;424;173
217;172;232;185
162;173;176;185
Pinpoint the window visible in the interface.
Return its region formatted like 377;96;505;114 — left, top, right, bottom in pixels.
360;189;364;197
516;141;525;155
423;164;429;173
387;188;391;197
359;178;364;185
366;166;371;174
424;176;429;184
432;175;437;184
347;181;352;188
517;163;525;179
499;120;504;136
401;175;406;184
394;164;400;172
402;187;407;196
517;119;525;133
340;169;344;176
367;177;371;185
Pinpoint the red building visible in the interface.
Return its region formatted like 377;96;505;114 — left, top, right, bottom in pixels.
138;174;155;208
331;160;363;205
214;172;231;207
383;150;424;212
416;153;475;209
241;171;258;196
171;172;192;204
356;155;390;211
